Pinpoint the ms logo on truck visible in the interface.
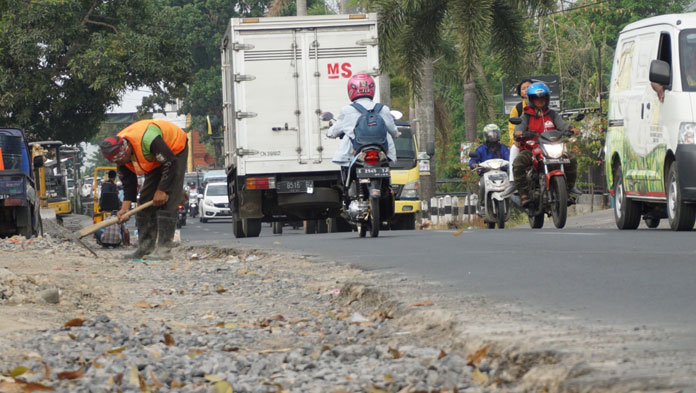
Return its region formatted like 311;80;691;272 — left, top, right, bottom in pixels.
327;63;352;79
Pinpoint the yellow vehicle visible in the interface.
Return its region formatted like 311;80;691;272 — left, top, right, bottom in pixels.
92;166;119;224
389;122;421;230
30;141;72;216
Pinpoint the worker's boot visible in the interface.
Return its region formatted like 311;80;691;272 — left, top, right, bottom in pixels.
124;211;156;259
147;210;178;260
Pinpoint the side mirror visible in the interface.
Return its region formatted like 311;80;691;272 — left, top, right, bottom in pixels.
321;112;334;121
509;117;522;125
574;113;585;122
649;59;671;86
426;141;435;157
33;156;44;168
468;151;478;158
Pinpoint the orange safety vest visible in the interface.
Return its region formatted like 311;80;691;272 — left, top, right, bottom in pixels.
117;120;187;175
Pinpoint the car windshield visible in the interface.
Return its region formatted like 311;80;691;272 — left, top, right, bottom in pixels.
0;134;23;171
207;184;227;196
680;30;696;91
391;128;417;170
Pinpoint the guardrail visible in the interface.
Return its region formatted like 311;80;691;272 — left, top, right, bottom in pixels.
420;195;478;227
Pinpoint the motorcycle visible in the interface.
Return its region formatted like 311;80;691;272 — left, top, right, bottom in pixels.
321;112;395;238
188;190;199;218
469;155;511;229
503;114;583;229
177;204;187;228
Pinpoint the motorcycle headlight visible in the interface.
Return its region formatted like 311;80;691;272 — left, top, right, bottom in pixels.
679;122;696;144
204;199;214;207
541;142;564;158
401;180;420;200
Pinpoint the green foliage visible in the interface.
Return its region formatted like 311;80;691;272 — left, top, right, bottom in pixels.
0;0;193;144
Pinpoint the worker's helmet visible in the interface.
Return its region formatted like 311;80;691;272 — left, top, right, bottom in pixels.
347;73;376;101
100;136;128;162
483;124;501;144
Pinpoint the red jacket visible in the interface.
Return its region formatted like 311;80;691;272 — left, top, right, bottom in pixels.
514;106;569;151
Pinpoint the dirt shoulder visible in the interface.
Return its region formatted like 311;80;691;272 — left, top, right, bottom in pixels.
0;235;692;392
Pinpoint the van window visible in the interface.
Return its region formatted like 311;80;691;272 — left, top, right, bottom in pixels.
679;30;696;91
635;33;657;86
614;40;635;93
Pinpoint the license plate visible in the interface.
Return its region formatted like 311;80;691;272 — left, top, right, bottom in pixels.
356;167;390;178
220;210;231;215
277;180;314;194
544;158;570;164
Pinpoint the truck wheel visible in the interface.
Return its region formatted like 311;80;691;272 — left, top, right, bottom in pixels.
17;206;33;238
667;163;696;231
303;220;316;234
243;218;262;237
316;219;328;233
613;165;641;230
232;210;245;238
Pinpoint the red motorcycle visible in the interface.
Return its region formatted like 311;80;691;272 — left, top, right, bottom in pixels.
508;115;583;229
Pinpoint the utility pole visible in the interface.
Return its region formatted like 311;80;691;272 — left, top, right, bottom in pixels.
297;0;306;16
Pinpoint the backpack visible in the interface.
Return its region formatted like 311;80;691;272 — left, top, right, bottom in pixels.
350;103;388;151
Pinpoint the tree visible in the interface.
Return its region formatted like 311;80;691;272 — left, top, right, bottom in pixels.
0;0;193;144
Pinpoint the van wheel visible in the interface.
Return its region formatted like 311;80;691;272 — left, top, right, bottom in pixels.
613;165;641;230
667;164;696;231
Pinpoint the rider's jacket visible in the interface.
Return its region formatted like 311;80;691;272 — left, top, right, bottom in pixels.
469;143;510;169
327;97;398;165
513;106;570;152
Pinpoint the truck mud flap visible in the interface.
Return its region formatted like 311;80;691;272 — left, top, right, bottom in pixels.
277;187;340;209
239;190;263;219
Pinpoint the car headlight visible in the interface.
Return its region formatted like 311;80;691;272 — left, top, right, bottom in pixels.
401;180;420;199
679;122;696;144
204;199;214;207
541;142;564;158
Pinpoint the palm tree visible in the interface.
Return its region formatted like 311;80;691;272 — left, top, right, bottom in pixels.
376;0;554;200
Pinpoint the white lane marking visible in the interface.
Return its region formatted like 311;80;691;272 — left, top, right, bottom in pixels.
536;232;602;236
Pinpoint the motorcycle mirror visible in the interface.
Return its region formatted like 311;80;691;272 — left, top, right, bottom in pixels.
320;112;334;121
468;151;478;158
509;117;523;125
574;113;585;121
390;110;403;120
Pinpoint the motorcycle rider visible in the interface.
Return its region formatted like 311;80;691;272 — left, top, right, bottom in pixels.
512;82;580;207
327;73;398;186
508;79;533;182
469;124;510;213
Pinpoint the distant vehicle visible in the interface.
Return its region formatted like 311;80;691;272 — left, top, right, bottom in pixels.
199;182;231;223
185;172;202;191
606;13;696;231
202;169;226;189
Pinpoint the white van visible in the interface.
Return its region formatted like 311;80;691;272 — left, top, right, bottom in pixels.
606;13;696;231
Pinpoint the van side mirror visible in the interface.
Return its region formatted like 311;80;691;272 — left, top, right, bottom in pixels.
649;59;671;86
33;156;44;168
509;117;522;125
426;141;435;157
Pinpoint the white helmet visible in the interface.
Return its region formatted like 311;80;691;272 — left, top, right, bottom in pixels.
483;124;500;143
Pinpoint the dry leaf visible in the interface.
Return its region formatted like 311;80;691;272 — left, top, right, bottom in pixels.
7;366;28;378
466;345;490;367
215;285;226;294
0;380;22;393
438;350;447;360
136;301;153;309
163;333;175;346
149;371;164;390
396;384;415;393
332;391;350;393
170;380;183;388
408;300;433;307
57;366;84;380
161;300;175;308
43;362;51;379
204;375;224;382
107;347;125;354
365;387;388;393
211;380;233;393
127;365;139;386
388;347;402;359
268;314;285;322
64;318;84;328
23;381;55;392
471;368;489;385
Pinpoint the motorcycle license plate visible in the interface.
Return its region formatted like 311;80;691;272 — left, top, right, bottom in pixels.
544;158;570;164
277;180;314;194
356;167;390;178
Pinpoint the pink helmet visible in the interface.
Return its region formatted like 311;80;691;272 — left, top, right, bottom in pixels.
347;73;375;101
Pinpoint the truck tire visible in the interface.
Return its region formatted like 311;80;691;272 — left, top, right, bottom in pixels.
17;206;32;238
316;219;328;233
232;210;245;238
243;218;262;237
272;222;283;235
667;163;696;231
303;220;316;234
613;165;641;230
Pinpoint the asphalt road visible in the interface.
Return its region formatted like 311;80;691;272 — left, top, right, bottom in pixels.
180;211;696;341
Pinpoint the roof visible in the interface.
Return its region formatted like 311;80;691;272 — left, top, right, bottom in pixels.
0;128;26;138
622;13;696;33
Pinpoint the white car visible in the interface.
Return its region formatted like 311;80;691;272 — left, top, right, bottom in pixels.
199;182;231;223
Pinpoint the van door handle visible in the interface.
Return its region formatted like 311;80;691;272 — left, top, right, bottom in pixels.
646;102;651;110
641;103;644;119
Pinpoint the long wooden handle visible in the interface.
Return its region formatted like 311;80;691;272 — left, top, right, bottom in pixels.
78;201;155;238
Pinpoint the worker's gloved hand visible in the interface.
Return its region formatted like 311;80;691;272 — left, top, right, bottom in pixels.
153;190;169;207
116;205;130;224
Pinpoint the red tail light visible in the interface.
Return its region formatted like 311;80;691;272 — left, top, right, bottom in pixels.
178;205;183;209
365;151;379;165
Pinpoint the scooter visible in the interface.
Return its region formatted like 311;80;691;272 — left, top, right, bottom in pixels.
321;112;395;238
469;155;511;229
502;115;583;229
176;204;187;228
